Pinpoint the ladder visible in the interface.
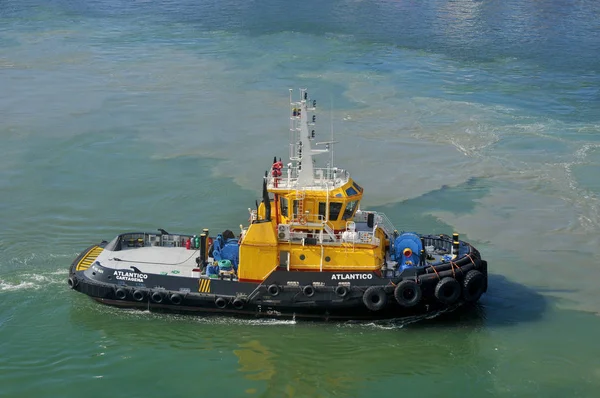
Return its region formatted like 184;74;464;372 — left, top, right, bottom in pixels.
323;222;338;242
295;189;305;222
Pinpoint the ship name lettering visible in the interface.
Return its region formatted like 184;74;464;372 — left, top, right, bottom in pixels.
331;273;373;280
113;270;148;283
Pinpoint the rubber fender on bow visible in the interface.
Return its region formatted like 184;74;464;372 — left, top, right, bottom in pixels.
434;277;461;305
334;285;348;298
151;291;164;304
115;288;127;300
462;270;486;302
232;297;246;310
215;297;227;309
67;276;78;289
419;261;477;283
362;286;387;311
303;285;315;297
132;290;145;302
393;280;422;308
170;293;183;305
267;284;281;297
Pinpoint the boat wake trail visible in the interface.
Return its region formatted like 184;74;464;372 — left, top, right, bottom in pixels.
0;280;38;292
0;271;69;292
343;305;461;330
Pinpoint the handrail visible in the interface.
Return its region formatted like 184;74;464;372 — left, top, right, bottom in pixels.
322;222;338;242
374;212;396;237
266;167;350;190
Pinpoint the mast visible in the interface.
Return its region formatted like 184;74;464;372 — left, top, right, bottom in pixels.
289;88;329;186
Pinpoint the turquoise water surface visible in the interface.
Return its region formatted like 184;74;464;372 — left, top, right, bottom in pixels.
2;1;600;397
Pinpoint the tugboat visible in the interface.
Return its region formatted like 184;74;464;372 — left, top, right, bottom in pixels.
68;89;488;320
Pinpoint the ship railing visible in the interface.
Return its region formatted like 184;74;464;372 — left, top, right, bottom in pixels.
266;167;349;190
282;214;380;246
284;229;380;247
353;210;397;239
288;213;336;242
340;221;381;246
374;212;396;238
322;222;338;242
114;232;195;250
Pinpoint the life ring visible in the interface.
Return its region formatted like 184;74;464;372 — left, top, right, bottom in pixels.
215;297;227;309
132;290;145;302
298;215;307;225
303;285;315;297
393;280;422;308
232;297;246;310
67;276;77;289
170;293;183;305
362;286;387;311
434;277;461;305
334;285;348;298
151;291;164;304
115;288;127;300
462;270;485;302
267;284;281;296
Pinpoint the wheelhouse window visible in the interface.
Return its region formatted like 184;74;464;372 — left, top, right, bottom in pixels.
329;202;343;221
345;186;358;196
342;200;359;220
317;202;344;221
280;197;289;217
318;202;326;219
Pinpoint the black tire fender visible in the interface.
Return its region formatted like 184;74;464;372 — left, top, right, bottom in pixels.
434;277;461;305
132;290;145;302
151;291;164;304
462;270;485;302
67;277;78;289
362;286;387;311
393;280;422;308
115;288;127;300
232;297;246;310
215;297;227;309
170;293;183;305
303;285;315;297
267;284;280;296
334;285;348;298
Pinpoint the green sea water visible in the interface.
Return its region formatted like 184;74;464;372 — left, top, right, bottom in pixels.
2;1;600;397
